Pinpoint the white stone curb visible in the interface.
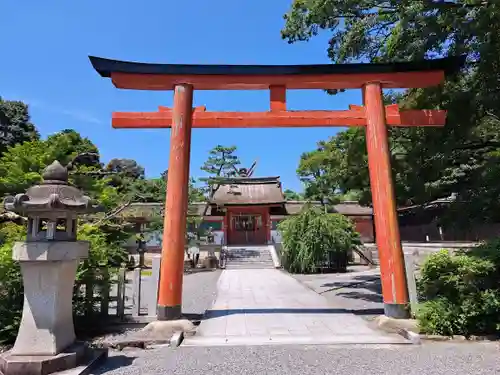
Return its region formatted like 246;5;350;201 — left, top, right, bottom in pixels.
169;331;184;347
398;329;422;345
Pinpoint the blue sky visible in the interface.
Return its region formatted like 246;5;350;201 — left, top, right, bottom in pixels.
1;0;361;192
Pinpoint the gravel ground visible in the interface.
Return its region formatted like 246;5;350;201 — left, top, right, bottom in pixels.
91;342;500;375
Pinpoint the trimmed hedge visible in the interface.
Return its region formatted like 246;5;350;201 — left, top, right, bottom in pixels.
417;239;500;337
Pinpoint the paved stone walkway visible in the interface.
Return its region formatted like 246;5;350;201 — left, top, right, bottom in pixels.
182;269;407;346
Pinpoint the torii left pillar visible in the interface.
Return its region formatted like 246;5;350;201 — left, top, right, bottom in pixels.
157;84;193;320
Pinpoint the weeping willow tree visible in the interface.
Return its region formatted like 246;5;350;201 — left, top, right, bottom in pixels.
278;205;360;273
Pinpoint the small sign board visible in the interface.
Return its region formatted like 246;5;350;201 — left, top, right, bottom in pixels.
188;246;200;256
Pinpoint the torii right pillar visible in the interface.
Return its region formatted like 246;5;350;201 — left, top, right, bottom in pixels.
364;82;409;319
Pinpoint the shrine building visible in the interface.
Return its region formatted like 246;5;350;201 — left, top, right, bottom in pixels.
120;175;374;252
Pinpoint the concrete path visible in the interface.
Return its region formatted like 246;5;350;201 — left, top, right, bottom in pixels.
182;269;407;346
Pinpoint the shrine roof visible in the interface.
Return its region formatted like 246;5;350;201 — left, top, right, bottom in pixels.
88;55;465;90
212;176;280;185
210;177;285;206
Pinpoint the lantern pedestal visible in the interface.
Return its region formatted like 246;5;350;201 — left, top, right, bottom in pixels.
0;241;89;375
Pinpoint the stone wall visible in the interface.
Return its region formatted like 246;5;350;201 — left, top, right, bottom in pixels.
399;222;500;242
360;241;480;266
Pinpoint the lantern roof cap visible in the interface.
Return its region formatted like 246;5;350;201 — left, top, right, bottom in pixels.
3;160;100;215
42;160;68;184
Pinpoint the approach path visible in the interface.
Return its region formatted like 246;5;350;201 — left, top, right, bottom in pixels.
182;268;406;346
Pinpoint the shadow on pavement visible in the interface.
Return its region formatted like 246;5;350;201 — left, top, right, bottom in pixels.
203;307;384;319
91;355;136;374
320;275;381;291
336;290;383;303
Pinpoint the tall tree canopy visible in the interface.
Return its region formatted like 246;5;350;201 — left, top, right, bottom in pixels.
282;1;500;226
106;158;145;179
200;145;241;181
0;130;99;198
0;98;39;156
283;189;304;201
199;145;241;197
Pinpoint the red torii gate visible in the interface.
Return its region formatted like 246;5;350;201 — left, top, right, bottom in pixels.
90;55;463;320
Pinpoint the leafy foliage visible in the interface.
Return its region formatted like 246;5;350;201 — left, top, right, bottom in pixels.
200;145;240;181
0;223;25;343
283;189;304;201
0;130;99;197
297;131;369;205
198;145;240;216
417;241;500;336
106;158;145;179
278;205;361;273
282;0;500;228
0;97;39;156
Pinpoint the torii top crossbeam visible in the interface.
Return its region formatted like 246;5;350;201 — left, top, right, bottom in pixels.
89;55;463;90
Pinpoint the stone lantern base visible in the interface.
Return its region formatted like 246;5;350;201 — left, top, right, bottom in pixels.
0;241;108;375
0;343;86;375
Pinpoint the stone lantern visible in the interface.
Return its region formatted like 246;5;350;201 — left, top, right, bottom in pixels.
0;161;101;375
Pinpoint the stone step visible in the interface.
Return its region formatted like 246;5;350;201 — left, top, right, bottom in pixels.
225;264;275;269
227;262;274;266
224;245;276;269
182;334;409;347
227;255;272;260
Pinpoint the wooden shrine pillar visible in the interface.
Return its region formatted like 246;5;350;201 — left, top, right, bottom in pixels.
157;84;194;320
363;82;410;319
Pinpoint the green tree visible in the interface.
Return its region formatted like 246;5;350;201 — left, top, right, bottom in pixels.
297;134;363;206
106;158;145;179
283;189;304;201
0;98;39;156
278;205;360;273
199;145;241;215
0;130;99;197
282;1;500;227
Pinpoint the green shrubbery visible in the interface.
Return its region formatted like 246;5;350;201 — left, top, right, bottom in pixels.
417;239;500;337
277;205;360;273
0;223;25;343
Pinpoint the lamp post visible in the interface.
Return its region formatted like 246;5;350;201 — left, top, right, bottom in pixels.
0;160;100;375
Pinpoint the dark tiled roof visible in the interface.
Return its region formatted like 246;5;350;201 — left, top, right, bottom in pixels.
118;202;207;219
285;201;372;216
210;177;285;206
117;200;372;219
397;194;456;213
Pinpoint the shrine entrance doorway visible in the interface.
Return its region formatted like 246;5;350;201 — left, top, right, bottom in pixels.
226;206;269;246
89;54;463;321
